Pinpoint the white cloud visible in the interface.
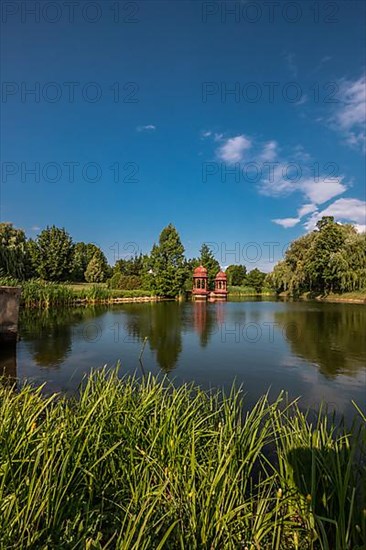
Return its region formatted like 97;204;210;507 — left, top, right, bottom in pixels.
354;224;366;233
255;142;348;203
217;135;252;163
31;226;41;231
272;217;300;228
201;130;212;138
331;74;366;150
300;176;347;205
205;130;360;234
297;203;316;217
304;198;366;230
137;124;156;132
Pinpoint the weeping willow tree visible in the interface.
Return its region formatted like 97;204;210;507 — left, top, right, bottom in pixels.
0;223;30;280
329;232;366;292
267;217;366;295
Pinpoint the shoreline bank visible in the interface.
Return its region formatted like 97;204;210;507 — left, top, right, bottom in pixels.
278;291;366;305
315;294;366;305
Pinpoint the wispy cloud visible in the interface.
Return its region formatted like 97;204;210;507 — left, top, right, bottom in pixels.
258;140;278;162
297;203;316;217
209;132;349;205
201;130;224;142
203;129;361;233
329;74;366;151
311;55;332;74
283;51;297;77
136;124;156;132
295;94;308;106
259;163;347;205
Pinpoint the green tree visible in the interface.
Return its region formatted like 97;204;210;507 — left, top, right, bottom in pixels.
226;264;247;286
84;254;105;283
246;268;266;293
70;243;87;281
329;232;366;292
307;217;353;292
147;224;187;297
267;217;365;295
183;257;200;292
199;244;220;290
0;223;30;279
114;254;145;277
71;242;109;282
30;226;73;281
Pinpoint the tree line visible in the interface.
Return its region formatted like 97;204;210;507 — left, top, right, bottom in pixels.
267;216;366;295
4;217;360;298
0;224;109;283
0;222;268;297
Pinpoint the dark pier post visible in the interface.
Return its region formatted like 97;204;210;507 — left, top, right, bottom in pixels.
0;287;21;383
0;287;21;343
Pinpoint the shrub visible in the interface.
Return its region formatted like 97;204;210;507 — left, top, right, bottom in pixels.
107;273;142;290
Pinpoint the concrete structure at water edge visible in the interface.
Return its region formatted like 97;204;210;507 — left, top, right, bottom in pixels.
192;266;228;301
0;286;21;343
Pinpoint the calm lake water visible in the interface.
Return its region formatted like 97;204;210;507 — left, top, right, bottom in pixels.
2;299;366;419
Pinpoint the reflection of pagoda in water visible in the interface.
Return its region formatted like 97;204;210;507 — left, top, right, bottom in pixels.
192;266;227;301
193;299;226;347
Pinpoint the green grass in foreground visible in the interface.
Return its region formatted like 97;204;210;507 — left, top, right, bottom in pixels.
0;277;153;307
0;368;365;549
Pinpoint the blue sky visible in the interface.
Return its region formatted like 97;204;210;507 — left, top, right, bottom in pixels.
1;0;365;270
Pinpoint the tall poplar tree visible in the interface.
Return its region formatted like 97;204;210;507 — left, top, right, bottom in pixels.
199;243;220;290
148;224;187;297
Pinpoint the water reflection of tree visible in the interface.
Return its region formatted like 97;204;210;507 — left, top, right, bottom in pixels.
19;307;106;368
275;306;366;379
123;303;182;373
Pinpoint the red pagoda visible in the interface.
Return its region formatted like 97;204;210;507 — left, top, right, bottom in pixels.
192;265;209;299
214;271;228;300
192;266;228;301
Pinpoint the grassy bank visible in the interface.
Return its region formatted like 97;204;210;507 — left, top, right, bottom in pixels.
0;278;154;307
228;285;275;297
0;368;365;549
